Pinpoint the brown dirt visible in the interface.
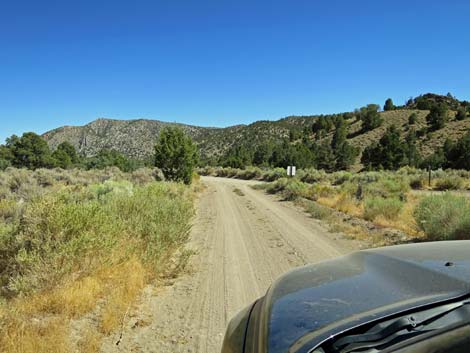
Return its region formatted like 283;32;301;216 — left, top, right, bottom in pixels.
100;176;361;353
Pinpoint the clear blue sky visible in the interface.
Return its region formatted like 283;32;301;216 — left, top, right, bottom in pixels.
1;0;469;143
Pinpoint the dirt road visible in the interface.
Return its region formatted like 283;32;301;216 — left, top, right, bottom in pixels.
101;176;359;353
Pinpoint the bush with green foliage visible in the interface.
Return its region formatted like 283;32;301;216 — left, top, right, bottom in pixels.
154;127;199;184
364;197;404;221
408;112;417;124
414;194;470;240
456;108;467;121
305;200;333;220
0;168;192;296
434;176;464;191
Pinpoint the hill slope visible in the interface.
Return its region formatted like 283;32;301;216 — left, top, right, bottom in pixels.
42;96;470;165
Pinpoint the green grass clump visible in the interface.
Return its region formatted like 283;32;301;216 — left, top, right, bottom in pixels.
414;193;470;241
363;197;404;221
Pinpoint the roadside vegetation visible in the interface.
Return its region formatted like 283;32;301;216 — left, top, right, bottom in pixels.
0;127;200;353
0;167;196;353
0;126;199;185
200;166;470;244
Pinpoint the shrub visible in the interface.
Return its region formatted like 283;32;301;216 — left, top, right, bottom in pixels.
362;176;410;199
305;201;333;220
408;112;418;124
298;168;327;184
414;193;470;240
331;171;352;185
409;176;425;190
266;178;290;194
283;180;309;201
364;197;404;221
262;168;285;182
236;167;262;180
434;176;464;191
130;168;157;185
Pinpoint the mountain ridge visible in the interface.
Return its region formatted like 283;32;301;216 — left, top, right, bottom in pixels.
42;94;470;164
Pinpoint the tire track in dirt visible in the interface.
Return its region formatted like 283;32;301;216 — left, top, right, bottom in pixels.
100;177;359;353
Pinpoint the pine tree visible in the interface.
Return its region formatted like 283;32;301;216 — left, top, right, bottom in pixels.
426;104;448;131
9;132;55;169
155;127;199;184
359;104;383;131
331;118;358;170
384;98;395;111
361;126;406;170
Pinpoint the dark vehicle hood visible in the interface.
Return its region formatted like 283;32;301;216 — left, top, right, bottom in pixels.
259;241;470;353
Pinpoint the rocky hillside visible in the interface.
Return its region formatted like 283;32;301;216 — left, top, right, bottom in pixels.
43;118;217;160
42;94;470;163
42;117;300;160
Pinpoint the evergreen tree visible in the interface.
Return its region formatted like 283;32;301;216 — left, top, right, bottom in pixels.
361;126;405;170
52;149;72;169
312;115;333;134
384;98;395;111
444;134;470;170
154;127;198;184
314;141;335;171
456;107;467;121
85;149;141;172
52;141;79;169
403;129;421;167
426;104;448;131
331;117;358;170
9;132;55;169
252;143;271;166
358;104;383;131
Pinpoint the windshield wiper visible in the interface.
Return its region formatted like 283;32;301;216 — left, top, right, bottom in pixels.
332;299;470;353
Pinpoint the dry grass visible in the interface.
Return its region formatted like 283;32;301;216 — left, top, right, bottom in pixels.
77;329;102;353
0;316;69;353
1;258;149;353
98;259;146;334
0;168;196;353
317;194;363;217
372;194;421;236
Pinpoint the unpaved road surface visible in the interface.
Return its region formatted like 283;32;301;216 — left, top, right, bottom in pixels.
101;176;360;353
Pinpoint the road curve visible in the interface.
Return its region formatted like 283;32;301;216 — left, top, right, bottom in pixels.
101;176;359;353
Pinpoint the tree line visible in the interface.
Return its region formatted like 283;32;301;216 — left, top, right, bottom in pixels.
0;132;150;172
2;94;470;179
0;128;199;185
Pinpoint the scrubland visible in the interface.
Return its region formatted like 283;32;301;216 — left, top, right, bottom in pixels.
199;166;470;244
0;167;195;353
